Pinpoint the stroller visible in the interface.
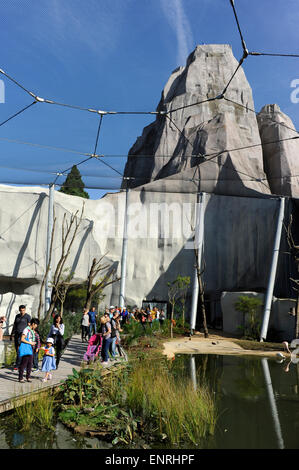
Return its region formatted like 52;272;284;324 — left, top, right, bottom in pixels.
83;333;102;364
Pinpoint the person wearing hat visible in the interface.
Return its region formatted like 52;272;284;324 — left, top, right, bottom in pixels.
109;306;115;320
10;305;31;370
41;337;56;382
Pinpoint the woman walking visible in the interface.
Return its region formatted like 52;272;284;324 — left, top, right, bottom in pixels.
81;308;90;342
18;318;39;383
110;310;123;358
48;314;65;368
100;314;112;365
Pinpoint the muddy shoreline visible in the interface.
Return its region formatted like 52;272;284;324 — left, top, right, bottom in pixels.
162;331;290;360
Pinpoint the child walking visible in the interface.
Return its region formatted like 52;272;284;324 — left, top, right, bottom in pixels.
41;337;56;382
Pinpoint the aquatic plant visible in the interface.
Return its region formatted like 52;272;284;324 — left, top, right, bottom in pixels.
13;390;57;431
105;360;216;446
60;367;102;408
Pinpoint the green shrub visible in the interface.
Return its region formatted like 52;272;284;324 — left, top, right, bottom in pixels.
235;295;263;340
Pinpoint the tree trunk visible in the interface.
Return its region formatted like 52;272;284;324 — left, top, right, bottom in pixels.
44;290;58;324
85;295;93;313
194;245;208;338
170;304;174;338
198;272;208;338
296;294;299;339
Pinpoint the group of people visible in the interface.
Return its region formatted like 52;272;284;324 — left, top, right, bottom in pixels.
132;306;166;330
10;305;65;383
6;302;167;380
81;304;167;366
81;305;123;366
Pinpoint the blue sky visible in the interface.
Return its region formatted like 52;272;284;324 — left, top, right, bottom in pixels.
1;0;299;199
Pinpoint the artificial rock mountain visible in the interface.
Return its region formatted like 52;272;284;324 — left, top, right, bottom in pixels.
122;44;298;199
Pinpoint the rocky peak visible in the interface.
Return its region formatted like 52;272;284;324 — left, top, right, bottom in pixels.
122;44;270;197
257;104;299;197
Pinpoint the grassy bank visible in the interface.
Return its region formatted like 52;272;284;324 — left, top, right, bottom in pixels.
57;323;217;448
6;321;284;448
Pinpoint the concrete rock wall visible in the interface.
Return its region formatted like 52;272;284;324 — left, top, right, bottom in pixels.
0;183;282;333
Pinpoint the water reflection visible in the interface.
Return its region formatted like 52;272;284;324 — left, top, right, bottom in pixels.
1;350;299;449
261;358;284;449
0;340;15;368
172;354;299;449
0;416;110;449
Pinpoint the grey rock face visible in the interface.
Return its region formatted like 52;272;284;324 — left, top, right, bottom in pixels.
257;104;299;197
0;185;280;331
123;44;270;197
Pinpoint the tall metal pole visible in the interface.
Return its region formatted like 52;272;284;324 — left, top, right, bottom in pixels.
45;183;54;315
119;187;129;309
260;197;285;341
190;192;206;334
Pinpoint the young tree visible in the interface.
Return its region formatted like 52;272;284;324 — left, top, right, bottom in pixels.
235;295;263;340
176;275;191;328
37;214;57;320
84;256;120;312
285;214;299;338
56;268;75;317
194;247;209;338
189;214;209;338
167;278;184;339
59;165;89;199
43;203;85;323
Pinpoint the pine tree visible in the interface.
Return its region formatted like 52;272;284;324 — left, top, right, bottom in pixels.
59;165;89;199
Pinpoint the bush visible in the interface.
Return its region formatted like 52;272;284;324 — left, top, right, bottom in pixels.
235;295;263;341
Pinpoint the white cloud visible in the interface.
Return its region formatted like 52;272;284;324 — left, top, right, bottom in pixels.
160;0;194;65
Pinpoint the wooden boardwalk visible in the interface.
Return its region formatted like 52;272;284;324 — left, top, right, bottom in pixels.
0;335;127;414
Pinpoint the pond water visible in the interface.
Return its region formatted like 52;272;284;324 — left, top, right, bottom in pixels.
1;349;299;449
0;419;111;449
171;354;299;449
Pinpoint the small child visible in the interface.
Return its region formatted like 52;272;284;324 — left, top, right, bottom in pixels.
41;338;56;382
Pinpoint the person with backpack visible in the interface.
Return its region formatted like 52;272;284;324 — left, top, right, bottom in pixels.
110;310;123;358
18;318;39;383
100;314;112;366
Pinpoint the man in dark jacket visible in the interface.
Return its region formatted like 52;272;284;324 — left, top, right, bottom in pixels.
10;305;31;369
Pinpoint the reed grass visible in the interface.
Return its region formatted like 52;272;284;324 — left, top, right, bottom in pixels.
13;390;57;431
105;359;216;446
